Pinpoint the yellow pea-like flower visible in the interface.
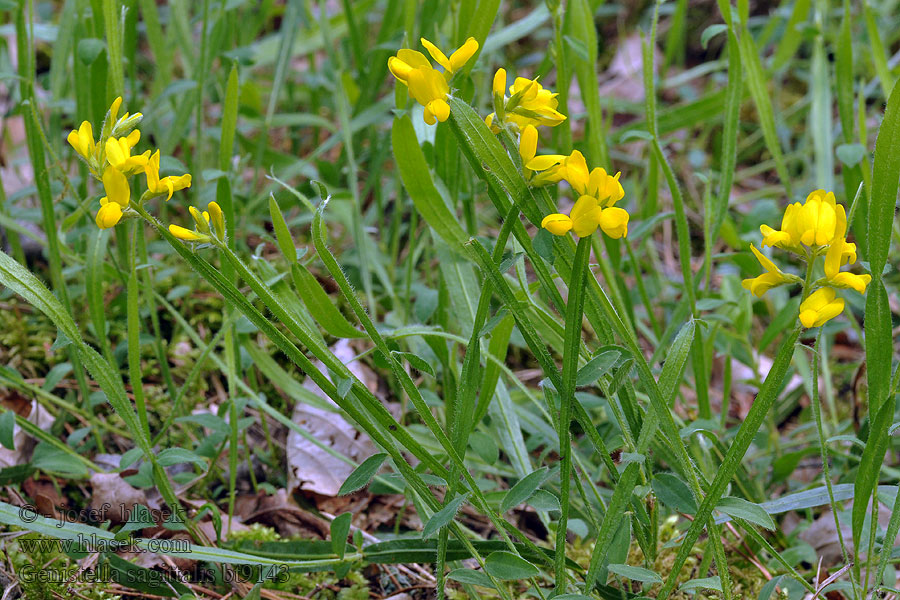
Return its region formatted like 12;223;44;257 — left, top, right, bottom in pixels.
541;213;573;236
506;76;567;128
95;200;124;229
105;131;150;175
93;167;131;229
798;287;845;328
824;237;871;294
741;244;797;297
539;151;629;239
169;224;209;242
407;67;450;125
519;125;538;166
207;201;226;239
388;39;477;126
170;202;224;243
761;189;847;251
541;196;629;239
420;37;478;76
145;150;192;201
388;49;451;125
102;167;131;208
67;121;96;162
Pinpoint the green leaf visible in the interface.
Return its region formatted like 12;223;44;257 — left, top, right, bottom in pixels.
391;116;468;252
528;489;561;512
50;328;72;351
836;143;866;167
269;195;297;263
715;497;775;530
330;513;352;559
291;263;364;339
680;576;723;593
0;411;15;450
335;376;353;399
77;38;105;65
652;473;697;515
391;351;435;377
607;563;663;584
468;431;499;465
869;77;900;278
483;551;540;580
157;448;208;469
700;24;727;49
446;568;495;589
500;467;549;512
338;453;387;495
422;493;469;539
576;350;620;386
738;25;792;196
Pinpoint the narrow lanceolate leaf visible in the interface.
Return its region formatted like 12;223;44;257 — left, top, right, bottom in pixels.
422;494;469;539
854;279;893;549
710;29;741;247
500;467;549;512
391;116;469;251
868;79;900;280
659;327;800;598
291;263;365;339
483;551;540;580
269;194;298;263
715;497;775;530
330;512;352;559
737;27;792;197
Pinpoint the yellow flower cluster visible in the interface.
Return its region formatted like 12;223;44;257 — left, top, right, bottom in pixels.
483;68;624;240
169;201;225;244
388;37;479;125
67;97;192;230
743;190;870;328
387;39;626;240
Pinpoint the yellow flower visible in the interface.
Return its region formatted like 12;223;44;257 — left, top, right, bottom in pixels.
169;204;214;243
798;287;844;328
485;112;500;133
169;202;223;243
761;189;847;251
95;201;123;229
101;167;130;208
145;151;192;201
519;125;537;166
824;238;871;294
389;37;477;126
388;49;451;125
94;167;131;229
207;201;225;239
541;195;629;239
486;70;567;131
67;121;96;162
539;152;629;238
105;131;150;175
524;153;567;185
506;76;567;128
741;244;797;297
420;37;478;76
540;150;624;205
169;224;209;242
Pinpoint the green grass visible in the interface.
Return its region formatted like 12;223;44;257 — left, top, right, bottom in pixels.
1;1;899;599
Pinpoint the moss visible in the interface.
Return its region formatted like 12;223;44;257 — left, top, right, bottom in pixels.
2;531;121;600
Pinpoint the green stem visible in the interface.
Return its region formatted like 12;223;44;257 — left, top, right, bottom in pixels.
127;221;150;438
810;329;859;600
555;236;591;595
